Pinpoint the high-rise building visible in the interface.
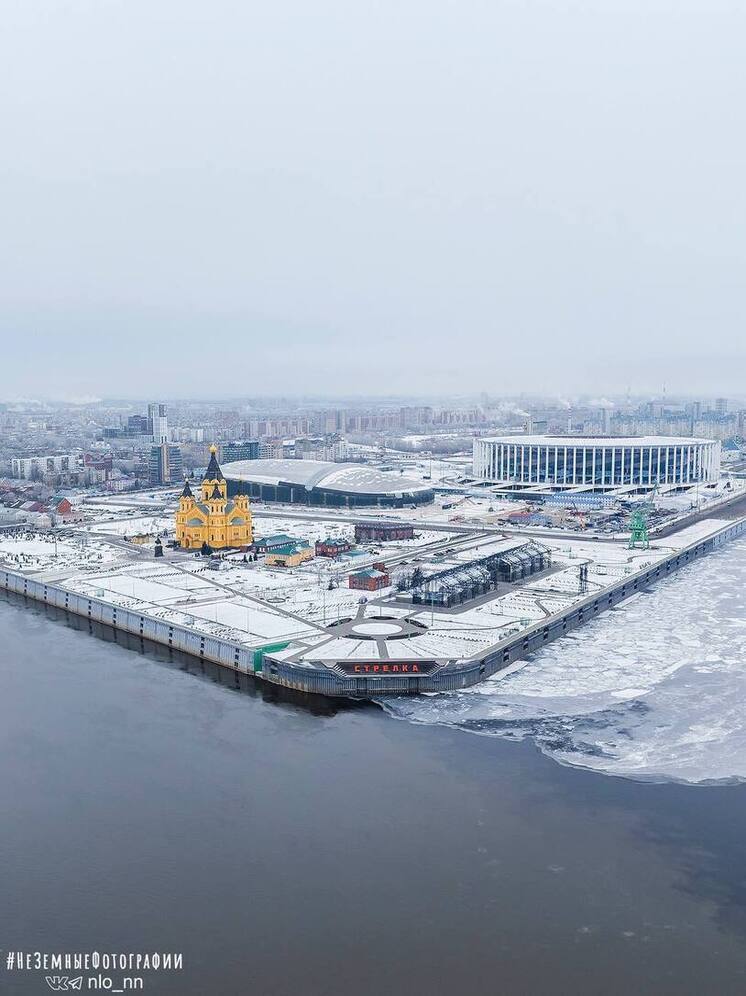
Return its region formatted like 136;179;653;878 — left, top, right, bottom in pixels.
127;414;150;435
148;402;169;443
149;443;183;485
525;415;549;435
222;440;260;462
11;454;79;480
170;427;205;443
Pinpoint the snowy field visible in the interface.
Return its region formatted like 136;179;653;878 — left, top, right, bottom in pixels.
64;562;320;646
176;558;391;624
0;531;120;572
383;535;746;786
252;516;356;545
84;515;174;537
252;515;446;552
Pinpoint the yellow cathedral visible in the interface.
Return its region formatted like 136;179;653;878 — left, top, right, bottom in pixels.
175;445;253;550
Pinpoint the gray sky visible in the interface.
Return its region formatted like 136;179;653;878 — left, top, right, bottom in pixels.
1;0;745;400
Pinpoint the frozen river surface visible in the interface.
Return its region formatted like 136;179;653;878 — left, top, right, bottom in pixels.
384;536;746;784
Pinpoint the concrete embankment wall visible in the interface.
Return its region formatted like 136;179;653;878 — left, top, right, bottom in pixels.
0;569;259;676
2;515;746;698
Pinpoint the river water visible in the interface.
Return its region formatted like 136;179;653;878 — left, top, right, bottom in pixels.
384;536;746;784
2;552;746;994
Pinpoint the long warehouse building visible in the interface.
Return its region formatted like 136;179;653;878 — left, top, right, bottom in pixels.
473;435;721;487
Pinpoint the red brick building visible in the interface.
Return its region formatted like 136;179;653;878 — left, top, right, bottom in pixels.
315;537;352;558
354;522;414;543
348;568;390;591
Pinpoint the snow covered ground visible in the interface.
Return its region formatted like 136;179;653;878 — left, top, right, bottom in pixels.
252;514;445;551
84;515;174;537
253;516;355;545
0;531;121;572
383;535;746;786
176;558;390;624
64;562;320;646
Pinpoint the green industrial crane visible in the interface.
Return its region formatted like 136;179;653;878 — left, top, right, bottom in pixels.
628;508;650;549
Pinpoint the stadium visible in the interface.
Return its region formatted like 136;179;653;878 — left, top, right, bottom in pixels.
222;459;435;508
473;435;721;487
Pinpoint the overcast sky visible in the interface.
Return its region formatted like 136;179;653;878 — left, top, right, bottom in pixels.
1;1;744;401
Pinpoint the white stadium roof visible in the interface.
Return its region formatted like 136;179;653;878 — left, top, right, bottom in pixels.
480;434;714;446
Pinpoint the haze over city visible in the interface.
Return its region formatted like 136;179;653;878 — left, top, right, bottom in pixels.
2;0;745;398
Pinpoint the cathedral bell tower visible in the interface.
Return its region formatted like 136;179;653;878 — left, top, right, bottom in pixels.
201;444;227;502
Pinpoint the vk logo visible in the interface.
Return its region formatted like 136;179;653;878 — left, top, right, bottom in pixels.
45;978;83;991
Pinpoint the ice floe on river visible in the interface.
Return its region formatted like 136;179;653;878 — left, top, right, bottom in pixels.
382;537;746;785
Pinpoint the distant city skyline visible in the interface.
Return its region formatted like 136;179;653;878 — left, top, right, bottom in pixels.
1;389;745;408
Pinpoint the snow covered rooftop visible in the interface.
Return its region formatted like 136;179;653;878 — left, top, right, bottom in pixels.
222;459;433;496
481;434;715;447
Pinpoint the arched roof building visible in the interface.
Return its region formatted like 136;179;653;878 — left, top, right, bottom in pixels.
223;459;434;508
